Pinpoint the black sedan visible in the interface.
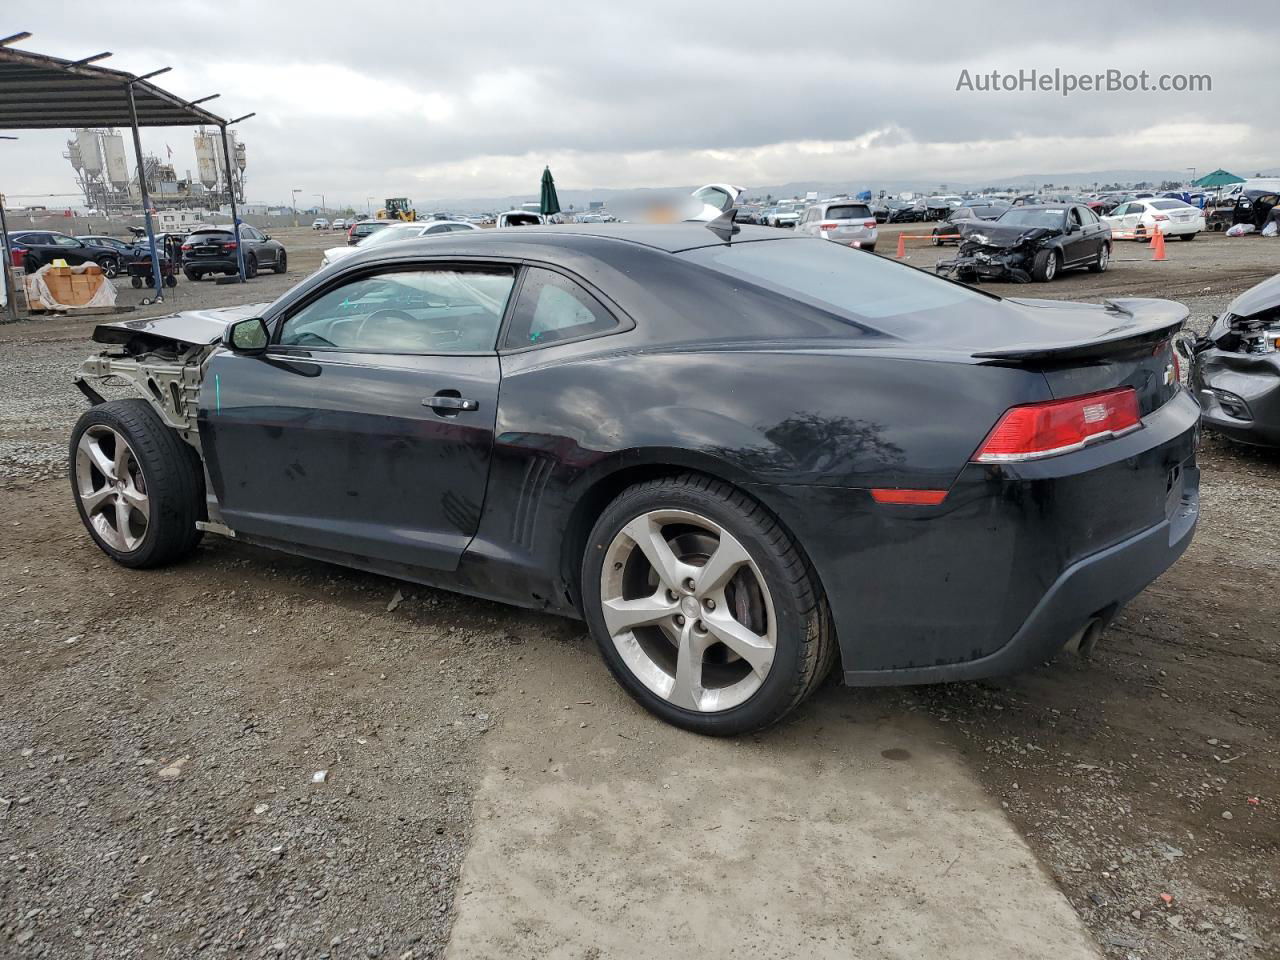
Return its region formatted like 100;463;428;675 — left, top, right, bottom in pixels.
9;230;127;277
1189;273;1280;446
180;224;287;280
68;222;1199;735
936;204;1112;283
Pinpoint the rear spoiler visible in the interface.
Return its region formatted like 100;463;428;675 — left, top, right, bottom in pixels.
973;298;1187;363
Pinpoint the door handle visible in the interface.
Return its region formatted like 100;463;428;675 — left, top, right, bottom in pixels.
423;395;478;412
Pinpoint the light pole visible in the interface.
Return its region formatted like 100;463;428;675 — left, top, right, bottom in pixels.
366;196;374;217
220;112;256;283
1187;167;1196;188
291;188;301;227
314;193;326;221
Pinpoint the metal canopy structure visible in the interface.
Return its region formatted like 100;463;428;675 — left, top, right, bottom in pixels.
0;31;253;315
0;46;225;128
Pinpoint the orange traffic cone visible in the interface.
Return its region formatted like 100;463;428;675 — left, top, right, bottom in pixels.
1151;227;1167;261
895;233;906;259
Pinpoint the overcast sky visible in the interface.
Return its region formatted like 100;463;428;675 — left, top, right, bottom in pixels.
2;0;1276;208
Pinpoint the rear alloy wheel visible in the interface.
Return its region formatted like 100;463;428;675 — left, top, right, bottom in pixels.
244;254;258;279
583;475;834;735
70;399;203;568
1089;243;1110;273
1032;248;1060;282
97;256;119;278
183;267;201;281
273;249;288;273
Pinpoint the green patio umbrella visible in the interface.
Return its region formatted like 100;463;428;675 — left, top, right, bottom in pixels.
1193;169;1245;188
539;166;561;219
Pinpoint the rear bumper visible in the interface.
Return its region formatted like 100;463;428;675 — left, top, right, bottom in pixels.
184;257;237;272
753;389;1201;685
843;463;1198;684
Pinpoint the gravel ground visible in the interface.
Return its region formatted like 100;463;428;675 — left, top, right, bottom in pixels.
1;226;1277;959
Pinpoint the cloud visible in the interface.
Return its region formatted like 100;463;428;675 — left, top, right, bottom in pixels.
1;0;1275;207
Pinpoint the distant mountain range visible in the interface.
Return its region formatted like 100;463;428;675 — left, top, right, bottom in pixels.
408;167;1280;213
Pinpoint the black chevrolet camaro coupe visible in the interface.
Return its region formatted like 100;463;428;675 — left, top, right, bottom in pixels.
69;222;1200;734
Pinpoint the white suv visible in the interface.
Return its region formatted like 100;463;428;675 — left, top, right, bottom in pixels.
795;200;878;252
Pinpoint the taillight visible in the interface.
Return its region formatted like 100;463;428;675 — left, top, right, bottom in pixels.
180;243;191;251
1152;213;1169;221
820;222;838;230
863;219;876;228
223;241;238;250
972;388;1141;462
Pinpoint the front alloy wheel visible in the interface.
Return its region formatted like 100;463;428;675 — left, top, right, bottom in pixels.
75;424;150;552
600;509;776;712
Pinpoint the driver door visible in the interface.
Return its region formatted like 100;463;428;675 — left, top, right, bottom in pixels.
199;263;516;572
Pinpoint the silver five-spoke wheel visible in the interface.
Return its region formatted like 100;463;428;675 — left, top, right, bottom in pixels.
599;509;776;712
75;424;150;552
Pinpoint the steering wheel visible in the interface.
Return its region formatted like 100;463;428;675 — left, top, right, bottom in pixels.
366;308;416;324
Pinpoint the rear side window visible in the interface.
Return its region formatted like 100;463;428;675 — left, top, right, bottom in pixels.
825;204;871;220
504;268;618;349
684;239;994;328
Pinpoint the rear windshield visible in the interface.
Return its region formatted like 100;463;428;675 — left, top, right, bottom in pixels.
683;238;993;327
825;204;871;220
1150;199;1191;210
187;231;234;242
996;209;1065;228
352;221;391;236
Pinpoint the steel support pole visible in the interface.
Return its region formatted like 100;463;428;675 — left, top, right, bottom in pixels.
219;124;245;282
125;82;164;301
0;192;18;321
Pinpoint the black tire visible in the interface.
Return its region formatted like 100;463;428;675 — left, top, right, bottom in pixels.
1031;248;1060;282
273;249;288;274
97;256;119;279
130;276;143;289
23;254;39;273
957;268;978;283
862;244;875;253
581;474;835;736
1179;232;1197;241
183;267;200;281
164;274;177;287
69;399;204;569
1088;242;1110;273
244;254;258;279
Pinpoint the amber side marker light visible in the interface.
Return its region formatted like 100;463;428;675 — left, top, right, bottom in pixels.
870;489;949;505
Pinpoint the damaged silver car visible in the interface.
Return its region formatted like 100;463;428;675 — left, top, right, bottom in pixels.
1189;274;1280;447
935;204;1111;283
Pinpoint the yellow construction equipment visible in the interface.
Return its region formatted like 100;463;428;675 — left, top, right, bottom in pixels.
378;197;416;221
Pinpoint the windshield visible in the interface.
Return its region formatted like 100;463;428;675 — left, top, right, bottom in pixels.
995;209;1065;229
683;238;995;329
358;223;424;248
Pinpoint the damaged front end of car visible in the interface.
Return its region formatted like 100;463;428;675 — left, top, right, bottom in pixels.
935;224;1057;283
1188;274;1280;447
74;305;267;533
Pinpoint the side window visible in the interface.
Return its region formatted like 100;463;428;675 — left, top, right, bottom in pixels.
1068;208;1083;226
1080;207;1099;224
278;267;515;354
425;224;453;234
504;268;619;349
53;234;82;246
240;226;261;241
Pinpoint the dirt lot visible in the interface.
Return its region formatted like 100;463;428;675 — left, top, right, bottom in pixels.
1;225;1277;958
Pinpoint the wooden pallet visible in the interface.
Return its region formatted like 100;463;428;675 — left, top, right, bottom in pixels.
24;304;135;317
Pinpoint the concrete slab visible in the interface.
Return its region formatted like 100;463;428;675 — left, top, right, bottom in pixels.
446;641;1100;959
